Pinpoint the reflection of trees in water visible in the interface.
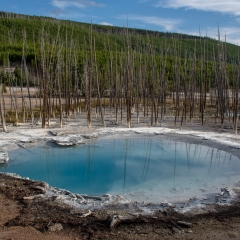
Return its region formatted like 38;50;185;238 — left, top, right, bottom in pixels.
44;146;62;188
208;148;213;172
120;139;237;191
56;148;61;187
229;154;232;165
0;162;8;170
15;139;236;196
174;141;177;182
192;144;198;163
121;138;154;194
141;139;147;180
45;147;52;184
180;143;235;174
167;141;235;180
186;142;190;172
112;139;116;163
122;138;153;194
222;151;228;165
86;142;96;195
141;139;152;181
204;147;211;163
123;139;128;194
208;148;222;172
216;149;221;167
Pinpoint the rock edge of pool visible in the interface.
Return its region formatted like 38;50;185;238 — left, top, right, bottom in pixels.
0;125;240;215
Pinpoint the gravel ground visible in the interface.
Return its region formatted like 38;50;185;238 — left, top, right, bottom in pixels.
0;173;240;240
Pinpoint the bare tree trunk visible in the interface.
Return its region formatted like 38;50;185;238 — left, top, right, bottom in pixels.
0;85;7;132
42;67;48;129
57;48;63;128
126;26;131;128
87;22;93;128
94;39;105;127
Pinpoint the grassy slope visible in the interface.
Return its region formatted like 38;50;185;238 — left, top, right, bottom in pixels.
0;11;239;65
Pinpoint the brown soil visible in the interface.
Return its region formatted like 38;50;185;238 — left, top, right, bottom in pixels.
0;174;239;240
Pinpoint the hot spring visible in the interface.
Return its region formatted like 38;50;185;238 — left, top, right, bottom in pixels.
1;137;240;203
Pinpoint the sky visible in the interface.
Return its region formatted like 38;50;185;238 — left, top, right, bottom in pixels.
1;0;240;45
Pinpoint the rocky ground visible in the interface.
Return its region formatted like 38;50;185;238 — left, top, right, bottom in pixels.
0;173;240;240
0;104;240;239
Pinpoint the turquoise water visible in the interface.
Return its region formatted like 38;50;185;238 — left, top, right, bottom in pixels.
1;138;240;202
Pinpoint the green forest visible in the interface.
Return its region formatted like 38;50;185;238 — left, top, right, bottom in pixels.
0;11;240;132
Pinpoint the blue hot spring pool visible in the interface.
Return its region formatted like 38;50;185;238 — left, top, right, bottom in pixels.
1;138;240;203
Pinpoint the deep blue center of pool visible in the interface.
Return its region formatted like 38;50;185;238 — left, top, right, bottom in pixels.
1;138;240;202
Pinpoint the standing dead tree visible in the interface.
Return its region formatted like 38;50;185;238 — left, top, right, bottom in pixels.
0;83;7;132
87;22;93;128
125;25;132;128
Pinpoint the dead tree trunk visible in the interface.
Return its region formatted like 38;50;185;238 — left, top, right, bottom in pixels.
87;22;93;128
0;84;7;132
42;67;48;129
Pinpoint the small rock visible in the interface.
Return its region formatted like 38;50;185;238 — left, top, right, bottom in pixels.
0;151;9;163
102;194;111;197
221;187;230;197
177;221;192;227
32;186;46;193
82;133;98;139
48;223;63;232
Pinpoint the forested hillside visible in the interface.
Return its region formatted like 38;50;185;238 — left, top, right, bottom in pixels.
0;11;239;132
0;11;239;64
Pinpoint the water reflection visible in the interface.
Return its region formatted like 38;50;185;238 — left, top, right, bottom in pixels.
3;138;240;202
0;162;8;170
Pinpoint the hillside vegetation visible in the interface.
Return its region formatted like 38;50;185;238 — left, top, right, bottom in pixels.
0;11;239;132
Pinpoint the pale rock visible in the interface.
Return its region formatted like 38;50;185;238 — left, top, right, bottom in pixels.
82;133;98;139
48;223;63;232
0;151;9;163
